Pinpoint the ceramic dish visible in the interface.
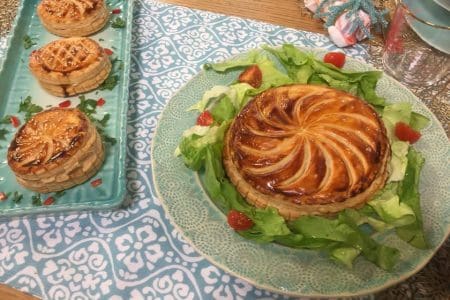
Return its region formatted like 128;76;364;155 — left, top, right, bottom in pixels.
434;0;450;11
404;0;450;54
151;48;450;297
0;0;133;217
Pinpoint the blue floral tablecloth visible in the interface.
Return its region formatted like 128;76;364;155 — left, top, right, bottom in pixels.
0;1;370;298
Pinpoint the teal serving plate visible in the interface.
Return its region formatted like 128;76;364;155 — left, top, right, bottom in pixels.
152;48;450;297
0;0;133;217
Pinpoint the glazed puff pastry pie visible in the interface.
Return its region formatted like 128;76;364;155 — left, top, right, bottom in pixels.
37;0;109;37
223;84;390;220
29;37;111;97
7;108;105;193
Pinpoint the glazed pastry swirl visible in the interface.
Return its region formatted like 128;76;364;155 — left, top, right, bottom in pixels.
224;84;390;209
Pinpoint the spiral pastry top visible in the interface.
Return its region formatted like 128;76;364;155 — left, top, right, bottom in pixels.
7;108;105;193
223;84;390;220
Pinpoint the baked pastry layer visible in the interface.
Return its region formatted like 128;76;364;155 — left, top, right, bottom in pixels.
223;84;390;220
37;0;109;37
8;108;105;193
29;37;111;96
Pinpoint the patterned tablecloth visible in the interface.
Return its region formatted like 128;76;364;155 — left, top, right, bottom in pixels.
0;0;448;299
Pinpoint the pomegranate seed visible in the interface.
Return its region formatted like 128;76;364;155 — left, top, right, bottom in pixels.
104;48;114;56
91;178;103;187
59;100;71;108
10;116;20;128
97;98;106;106
0;192;7;201
43;197;54;205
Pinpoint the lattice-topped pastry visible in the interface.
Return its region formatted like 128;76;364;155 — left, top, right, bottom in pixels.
223;84;390;220
8;108;105;193
37;0;109;37
29;37;111;97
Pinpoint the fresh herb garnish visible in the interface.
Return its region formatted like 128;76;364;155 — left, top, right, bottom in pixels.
77;96;116;144
0;115;11;124
12;191;23;204
0;128;8;140
99;38;105;42
54;190;66;198
18;96;43;122
23;35;37;49
99;57;122;91
99;74;119;90
77;95;98;116
111;17;126;28
31;194;42;206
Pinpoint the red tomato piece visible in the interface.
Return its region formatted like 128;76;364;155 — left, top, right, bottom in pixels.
43;197;54;206
10;116;20;128
59;100;71;108
112;8;121;14
227;210;254;231
104;48;114;56
395;122;421;144
91;178;103;188
97;98;106;106
238;65;262;88
196;111;214;126
0;192;7;201
323;52;346;68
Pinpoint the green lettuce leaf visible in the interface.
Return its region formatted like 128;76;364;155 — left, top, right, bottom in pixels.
368;183;416;227
178;121;230;170
388;140;410;182
204;50;259;72
188;85;229;112
410;112;430;131
396;148;428;249
211;96;236;123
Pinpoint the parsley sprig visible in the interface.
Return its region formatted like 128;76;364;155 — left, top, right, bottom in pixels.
99;57;122;91
77;96;117;145
19;96;43;122
12;192;23;204
111;17;126;28
31;194;41;206
23;35;38;49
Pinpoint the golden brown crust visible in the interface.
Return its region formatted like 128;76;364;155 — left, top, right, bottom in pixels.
37;0;109;37
7;108;105;193
223;84;390;220
29;38;111;96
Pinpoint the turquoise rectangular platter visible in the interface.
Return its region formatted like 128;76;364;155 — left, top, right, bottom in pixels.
0;0;133;217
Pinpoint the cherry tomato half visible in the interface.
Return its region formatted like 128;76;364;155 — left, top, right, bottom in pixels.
238;65;262;88
395;122;421;144
227;210;254;231
112;8;121;14
196;111;214;126
323;52;346;68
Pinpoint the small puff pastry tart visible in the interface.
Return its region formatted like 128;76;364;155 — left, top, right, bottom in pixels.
37;0;109;37
7;108;105;193
223;84;391;220
29;37;111;97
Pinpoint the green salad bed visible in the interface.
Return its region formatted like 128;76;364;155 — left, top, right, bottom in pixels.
176;44;430;271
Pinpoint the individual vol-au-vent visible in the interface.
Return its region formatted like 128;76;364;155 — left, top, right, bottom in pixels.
223;84;391;220
37;0;109;37
29;37;111;97
7;108;105;193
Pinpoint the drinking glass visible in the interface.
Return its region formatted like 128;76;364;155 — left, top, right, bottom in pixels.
382;0;450;86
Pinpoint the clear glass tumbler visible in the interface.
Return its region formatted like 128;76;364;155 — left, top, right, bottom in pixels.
382;0;450;86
